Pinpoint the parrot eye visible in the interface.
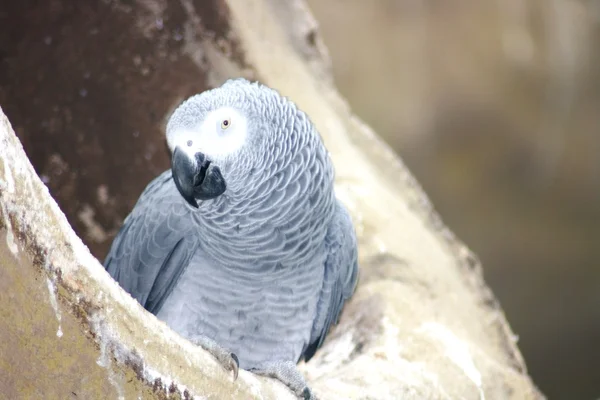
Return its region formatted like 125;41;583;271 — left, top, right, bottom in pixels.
221;118;231;130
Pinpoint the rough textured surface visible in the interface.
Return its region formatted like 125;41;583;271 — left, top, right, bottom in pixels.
0;0;543;399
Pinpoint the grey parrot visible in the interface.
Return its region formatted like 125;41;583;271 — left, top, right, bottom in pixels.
104;78;359;399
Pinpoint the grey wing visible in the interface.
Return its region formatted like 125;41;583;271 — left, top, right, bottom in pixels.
303;200;359;361
104;170;199;315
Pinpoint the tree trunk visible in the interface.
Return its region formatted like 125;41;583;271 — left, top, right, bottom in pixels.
0;0;543;399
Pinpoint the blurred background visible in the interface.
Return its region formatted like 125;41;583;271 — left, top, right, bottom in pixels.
306;0;600;398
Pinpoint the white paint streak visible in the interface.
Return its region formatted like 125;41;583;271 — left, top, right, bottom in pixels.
2;203;19;255
5;225;18;255
381;316;403;358
376;237;387;254
46;277;63;338
419;322;485;400
92;316;125;400
1;155;15;193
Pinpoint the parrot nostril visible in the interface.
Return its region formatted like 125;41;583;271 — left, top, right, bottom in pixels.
187;140;193;147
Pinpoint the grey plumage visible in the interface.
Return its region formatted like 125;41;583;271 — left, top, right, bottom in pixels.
104;79;359;397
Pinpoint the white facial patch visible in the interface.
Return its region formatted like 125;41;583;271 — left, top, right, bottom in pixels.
167;107;248;162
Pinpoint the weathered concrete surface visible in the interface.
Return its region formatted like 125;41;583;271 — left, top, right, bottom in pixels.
0;0;543;399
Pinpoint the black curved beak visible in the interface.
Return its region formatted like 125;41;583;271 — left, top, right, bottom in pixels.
171;147;227;207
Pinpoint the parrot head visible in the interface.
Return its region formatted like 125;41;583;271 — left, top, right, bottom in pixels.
166;78;291;208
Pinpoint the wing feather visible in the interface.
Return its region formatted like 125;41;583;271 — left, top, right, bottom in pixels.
104;170;198;315
303;200;359;361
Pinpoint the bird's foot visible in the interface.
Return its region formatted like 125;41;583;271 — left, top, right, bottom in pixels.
190;336;239;380
250;361;316;400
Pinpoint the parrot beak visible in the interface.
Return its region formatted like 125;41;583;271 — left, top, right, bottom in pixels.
171;147;227;207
